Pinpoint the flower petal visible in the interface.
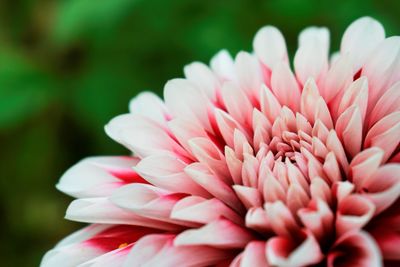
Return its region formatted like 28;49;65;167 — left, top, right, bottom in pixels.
174;218;254;248
253;25;288;69
294;27;329;85
266;231;323;267
328;231;382;267
340;16;385;72
57;156;144;198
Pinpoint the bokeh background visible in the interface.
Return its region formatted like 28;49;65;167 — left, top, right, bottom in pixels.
0;0;399;265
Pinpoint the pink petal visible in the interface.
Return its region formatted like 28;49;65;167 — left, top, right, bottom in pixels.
264;201;300;238
110;184;195;227
210;49;235;81
233;185;262;209
270;62;301;111
323;152;341;184
41;225;111;267
65;198;179;231
225;146;244;185
234;52;263;99
336;76;368;123
170;196;243;225
144;235;232;266
310;177;332;205
336;194;375;236
362;36;400;111
328;231;382;267
185;163;244;213
294;27;329;85
301;78;331;127
167;118;208;159
350;147;383;191
333;181;355;204
253;25;288;69
232;241;270;267
134;153;209;197
164;78;213;132
321;54;353;103
221;81;253;126
364;111;400;162
335;106;363;157
105;114;188;159
340;16;385;72
245;207;272;233
287;183;310;215
129;92;169;126
326;130;349;174
298;199;334;242
123;234;174;266
266;231;323;266
188;137;231;183
174;218;254;248
184;62;219;100
259;84;282;123
78;245;131;267
56;156;144;198
361;164;400;215
369;81;400;128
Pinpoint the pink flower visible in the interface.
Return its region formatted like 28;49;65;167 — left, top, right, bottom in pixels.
42;17;400;267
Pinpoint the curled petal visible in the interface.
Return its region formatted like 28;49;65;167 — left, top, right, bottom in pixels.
328;231;382;267
266;231;323;267
336;194;375;236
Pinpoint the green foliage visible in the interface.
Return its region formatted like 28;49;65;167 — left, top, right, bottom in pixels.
0;49;53;128
0;0;399;266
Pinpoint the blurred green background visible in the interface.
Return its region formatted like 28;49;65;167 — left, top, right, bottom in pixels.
0;0;399;265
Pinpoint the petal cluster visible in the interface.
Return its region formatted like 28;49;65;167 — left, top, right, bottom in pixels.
42;17;400;267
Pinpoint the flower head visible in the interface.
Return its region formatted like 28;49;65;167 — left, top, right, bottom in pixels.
42;17;400;267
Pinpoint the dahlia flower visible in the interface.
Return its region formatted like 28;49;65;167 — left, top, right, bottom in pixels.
42;17;400;267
